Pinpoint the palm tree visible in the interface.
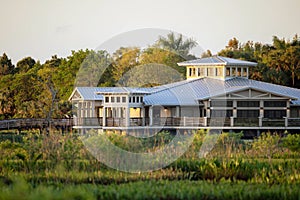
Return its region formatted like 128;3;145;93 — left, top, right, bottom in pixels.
155;32;197;59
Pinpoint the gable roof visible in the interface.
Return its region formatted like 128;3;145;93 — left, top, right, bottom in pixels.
69;87;155;101
177;56;257;67
143;77;300;106
68;87;104;101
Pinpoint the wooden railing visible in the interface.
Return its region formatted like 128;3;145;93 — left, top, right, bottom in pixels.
234;118;259;127
262;118;285;127
287;118;300;127
2;117;300;130
0;118;73;130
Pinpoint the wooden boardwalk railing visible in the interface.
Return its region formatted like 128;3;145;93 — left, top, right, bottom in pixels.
0;118;73;131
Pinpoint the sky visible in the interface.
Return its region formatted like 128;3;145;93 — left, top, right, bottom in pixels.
1;0;300;64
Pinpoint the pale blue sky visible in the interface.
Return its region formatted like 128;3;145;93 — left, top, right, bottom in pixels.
1;0;300;64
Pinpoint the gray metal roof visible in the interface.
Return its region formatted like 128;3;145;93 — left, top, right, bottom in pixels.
71;76;300;106
70;87;155;101
144;77;300;105
94;87;153;94
178;56;257;66
71;87;104;101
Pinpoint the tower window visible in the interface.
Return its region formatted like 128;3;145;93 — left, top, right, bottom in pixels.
237;68;241;76
226;68;230;76
208;68;215;76
242;68;247;77
216;67;223;76
232;68;236;76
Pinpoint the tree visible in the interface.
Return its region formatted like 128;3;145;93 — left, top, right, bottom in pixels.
0;75;16;119
281;45;300;87
226;37;239;50
155;32;197;59
15;57;36;73
111;47;140;83
139;47;186;76
0;53;14;76
74;50;111;87
201;50;212;58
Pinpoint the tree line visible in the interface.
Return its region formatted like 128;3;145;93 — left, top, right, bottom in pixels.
0;33;299;120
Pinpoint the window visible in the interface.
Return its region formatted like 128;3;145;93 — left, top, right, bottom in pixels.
198;67;205;76
132;96;136;103
211;110;233;117
140;96;143;103
136;96;139;103
129;97;132;103
192;68;196;76
105;97;109;103
264;101;286;107
237;110;259;118
226;68;230;76
232;68;236;76
189;68;192;76
116;97;120;103
216;67;223;76
237;101;259;107
207;68;215;76
264;110;286;119
111;96;115;103
242;68;247;77
189;68;196;76
237;68;241;76
211;100;233;107
122;96;126;103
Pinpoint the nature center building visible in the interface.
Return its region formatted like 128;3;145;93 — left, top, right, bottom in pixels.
69;56;300;135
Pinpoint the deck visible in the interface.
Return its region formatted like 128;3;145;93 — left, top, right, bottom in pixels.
72;117;300;130
0;118;73;131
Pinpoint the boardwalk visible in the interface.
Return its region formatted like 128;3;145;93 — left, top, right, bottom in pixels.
0;118;73;131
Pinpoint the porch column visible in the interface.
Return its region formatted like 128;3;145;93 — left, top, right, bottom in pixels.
246;67;249;78
91;101;95;117
233;100;237;118
230;116;234;127
149;106;153;126
203;117;207;127
141;107;145;126
259;100;264;114
125;107;130;127
86;102;90;118
286;101;290;127
102;107;106;127
286;101;290;118
259;117;262;127
77;102;82;118
175;106;180;117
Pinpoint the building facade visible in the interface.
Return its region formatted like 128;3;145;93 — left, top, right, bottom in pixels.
69;56;300;133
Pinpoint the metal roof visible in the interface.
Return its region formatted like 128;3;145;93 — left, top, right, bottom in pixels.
70;87;155;101
177;56;257;66
69;87;104;101
94;87;153;95
144;77;300;105
70;76;300;106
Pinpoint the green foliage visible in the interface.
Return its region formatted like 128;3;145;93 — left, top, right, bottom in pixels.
282;134;300;152
0;130;300;199
250;132;282;160
155;32;197;60
218;34;300;88
0;53;14;76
